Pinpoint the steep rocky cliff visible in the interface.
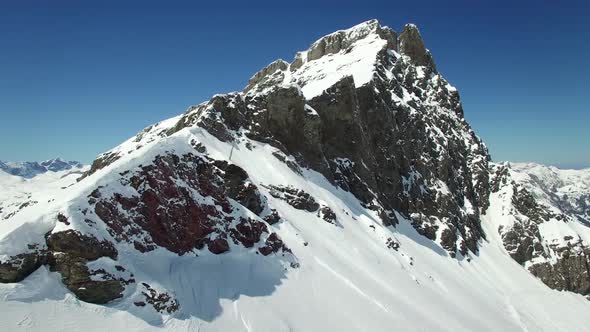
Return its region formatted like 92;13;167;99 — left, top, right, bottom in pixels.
489;162;590;296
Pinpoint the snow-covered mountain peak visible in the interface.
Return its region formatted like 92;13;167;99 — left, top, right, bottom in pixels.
3;20;590;331
0;158;83;178
243;19;444;101
244;19;399;99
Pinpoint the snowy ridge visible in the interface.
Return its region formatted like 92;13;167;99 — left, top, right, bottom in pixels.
489;161;590;295
0;165;88;222
0;158;83;178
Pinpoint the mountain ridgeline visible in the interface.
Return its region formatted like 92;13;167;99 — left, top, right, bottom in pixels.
88;20;491;257
1;20;590;330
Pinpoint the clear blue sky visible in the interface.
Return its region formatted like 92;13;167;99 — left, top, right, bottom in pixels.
1;0;588;168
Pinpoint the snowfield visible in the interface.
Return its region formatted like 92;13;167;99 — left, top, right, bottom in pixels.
1;128;590;331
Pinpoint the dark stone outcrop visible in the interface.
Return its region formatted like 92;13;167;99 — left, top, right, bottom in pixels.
0;251;46;283
140;283;180;314
91;153;289;257
46;230;118;261
78;151;121;181
318;206;337;224
266;185;320;212
218;163;264;215
45;230;128;304
528;243;590;295
1;231;129;304
398;24;436;69
48;252;127;304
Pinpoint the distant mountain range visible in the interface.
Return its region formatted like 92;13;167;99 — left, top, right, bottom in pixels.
0;158;83;178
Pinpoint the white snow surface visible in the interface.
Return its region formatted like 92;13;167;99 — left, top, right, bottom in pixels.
245;19;388;99
1;126;590;331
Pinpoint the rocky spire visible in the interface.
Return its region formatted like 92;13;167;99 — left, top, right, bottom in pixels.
244;59;289;93
398;24;436;70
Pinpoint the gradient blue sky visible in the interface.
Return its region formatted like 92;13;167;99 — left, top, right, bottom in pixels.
1;0;588;168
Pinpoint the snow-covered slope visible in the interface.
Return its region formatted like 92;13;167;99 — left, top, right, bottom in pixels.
1;20;590;331
0;164;88;221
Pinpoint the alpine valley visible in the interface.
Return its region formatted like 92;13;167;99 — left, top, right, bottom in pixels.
1;20;590;331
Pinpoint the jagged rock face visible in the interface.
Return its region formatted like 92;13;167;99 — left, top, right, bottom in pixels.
490;163;590;296
165;20;490;257
90;152;287;256
398;24;435;69
0;251;46;283
0;19;526;312
528;244;590;295
0;230;131;304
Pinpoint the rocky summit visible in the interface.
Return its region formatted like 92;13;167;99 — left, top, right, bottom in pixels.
1;20;590;331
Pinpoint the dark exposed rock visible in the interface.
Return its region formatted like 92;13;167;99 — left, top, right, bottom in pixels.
91;152;288;258
207;238;230;254
1;233;128;304
57;213;70;225
318;206;337;224
259;233;290;256
512;186;559;223
78;151;121;181
398;24;436;69
229;218;267;249
491;165;590;296
499;222;544;265
386;237;400;251
411;214;438;241
528;243;590;295
140;283;180;314
48;252;126;304
0;251;46;283
43;230;129;304
263;209;281;225
266;185;320;212
440;228;457;257
46;230;118;261
220;163;264;215
490;165;510;193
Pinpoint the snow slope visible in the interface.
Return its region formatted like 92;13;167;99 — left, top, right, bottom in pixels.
0;166;87;222
2;128;590;331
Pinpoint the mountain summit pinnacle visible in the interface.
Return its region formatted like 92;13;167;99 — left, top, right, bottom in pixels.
398;23;436;69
